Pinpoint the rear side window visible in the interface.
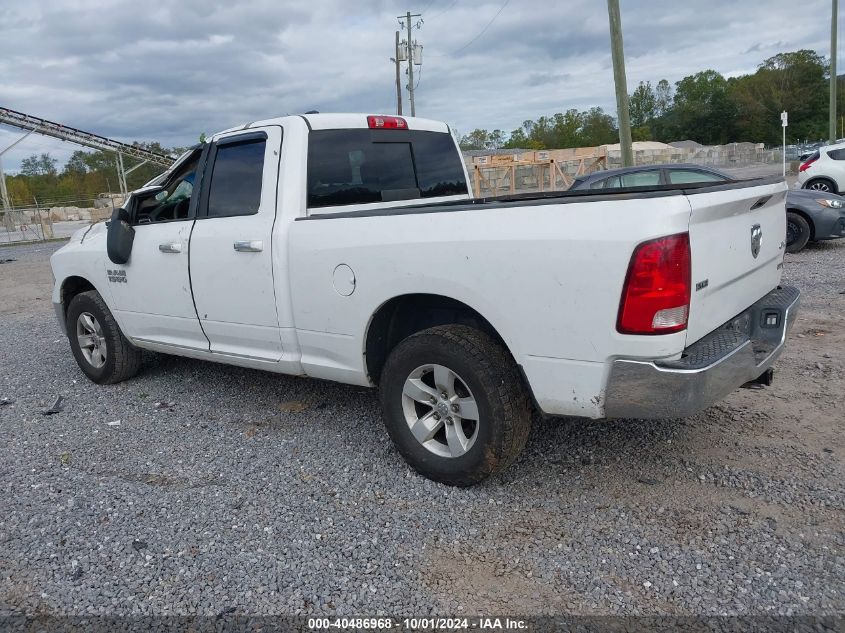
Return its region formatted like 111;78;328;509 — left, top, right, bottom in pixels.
307;129;468;208
827;148;845;160
667;169;727;184
206;138;266;217
619;170;660;187
590;171;660;189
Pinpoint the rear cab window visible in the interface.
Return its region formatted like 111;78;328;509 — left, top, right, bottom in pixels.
306;128;468;210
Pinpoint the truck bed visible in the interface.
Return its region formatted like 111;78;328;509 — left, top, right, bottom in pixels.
292;174;788;417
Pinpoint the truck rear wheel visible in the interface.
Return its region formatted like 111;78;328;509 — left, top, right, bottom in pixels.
66;290;142;384
379;325;532;486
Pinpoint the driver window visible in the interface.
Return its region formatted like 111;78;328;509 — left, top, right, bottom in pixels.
134;151;201;224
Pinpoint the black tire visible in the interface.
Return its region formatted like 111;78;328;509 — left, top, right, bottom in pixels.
66;290;142;384
379;324;532;486
786;211;811;253
805;178;837;194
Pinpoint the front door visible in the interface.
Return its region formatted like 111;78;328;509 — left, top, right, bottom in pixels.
189;126;283;361
107;150;208;350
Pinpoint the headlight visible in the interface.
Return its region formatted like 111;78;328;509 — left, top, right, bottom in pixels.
817;198;845;209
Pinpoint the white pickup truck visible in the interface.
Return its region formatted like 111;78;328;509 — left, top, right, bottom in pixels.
51;113;800;485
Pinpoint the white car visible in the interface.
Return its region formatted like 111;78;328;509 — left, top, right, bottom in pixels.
797;142;845;193
50;113;799;485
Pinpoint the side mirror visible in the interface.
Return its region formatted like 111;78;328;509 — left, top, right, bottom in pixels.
107;207;135;265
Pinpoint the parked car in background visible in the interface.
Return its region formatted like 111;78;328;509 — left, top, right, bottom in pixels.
797;142;845;193
570;164;845;253
797;141;826;163
781;188;845;252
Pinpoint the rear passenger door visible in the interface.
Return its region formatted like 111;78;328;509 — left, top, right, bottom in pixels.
188;126;284;361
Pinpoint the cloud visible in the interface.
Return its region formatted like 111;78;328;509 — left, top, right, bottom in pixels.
0;0;835;172
524;71;573;88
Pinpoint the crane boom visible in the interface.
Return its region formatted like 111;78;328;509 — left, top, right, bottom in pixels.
0;106;174;167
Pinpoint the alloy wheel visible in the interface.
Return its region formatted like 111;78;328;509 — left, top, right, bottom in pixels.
401;364;480;458
76;312;107;369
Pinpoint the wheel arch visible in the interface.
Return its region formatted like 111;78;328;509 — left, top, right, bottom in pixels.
786;208;816;241
60;275;97;317
364;293;514;384
804;177;838;194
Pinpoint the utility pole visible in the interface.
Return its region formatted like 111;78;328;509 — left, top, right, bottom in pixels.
398;11;421;117
831;0;839;143
394;31;403;115
607;0;633;167
406;11;417;116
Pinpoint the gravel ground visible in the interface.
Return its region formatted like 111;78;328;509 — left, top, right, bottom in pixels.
0;239;843;618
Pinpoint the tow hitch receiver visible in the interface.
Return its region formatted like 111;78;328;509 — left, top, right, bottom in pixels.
742;367;774;389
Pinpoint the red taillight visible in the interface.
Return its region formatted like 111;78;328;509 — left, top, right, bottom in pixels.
367;115;407;129
798;157;817;172
617;233;691;335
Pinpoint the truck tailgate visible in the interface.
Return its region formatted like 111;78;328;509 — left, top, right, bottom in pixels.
685;179;787;345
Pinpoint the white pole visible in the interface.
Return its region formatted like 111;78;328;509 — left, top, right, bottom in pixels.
781;111;788;179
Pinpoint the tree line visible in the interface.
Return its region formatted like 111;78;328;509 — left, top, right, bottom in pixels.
3;142;180;209
459;49;840;151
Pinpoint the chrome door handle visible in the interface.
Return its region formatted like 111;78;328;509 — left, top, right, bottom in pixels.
234;240;263;252
158;242;182;253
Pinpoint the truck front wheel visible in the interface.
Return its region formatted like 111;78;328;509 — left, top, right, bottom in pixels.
379;324;532;486
66;290;142;384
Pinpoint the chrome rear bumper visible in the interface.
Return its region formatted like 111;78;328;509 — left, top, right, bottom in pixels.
604;286;800;419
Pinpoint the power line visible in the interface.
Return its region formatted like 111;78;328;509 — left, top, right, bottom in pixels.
426;0;458;18
427;0;509;57
452;0;509;54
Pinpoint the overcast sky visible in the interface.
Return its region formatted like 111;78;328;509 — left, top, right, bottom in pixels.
0;0;836;172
